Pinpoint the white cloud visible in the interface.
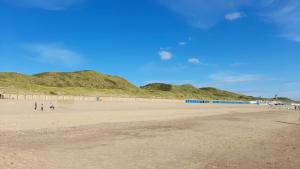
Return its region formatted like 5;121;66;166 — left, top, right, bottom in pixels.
178;41;187;46
5;0;84;10
187;58;200;64
158;50;172;61
24;43;82;67
225;12;244;21
187;58;218;67
210;72;264;84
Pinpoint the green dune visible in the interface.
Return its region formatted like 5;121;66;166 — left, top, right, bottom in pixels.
0;70;293;101
141;83;255;100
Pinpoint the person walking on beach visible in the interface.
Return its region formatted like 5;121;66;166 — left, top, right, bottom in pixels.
50;103;55;110
34;102;38;110
41;104;44;111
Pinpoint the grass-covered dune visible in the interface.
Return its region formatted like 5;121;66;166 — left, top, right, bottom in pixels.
141;83;256;101
0;70;288;101
0;71;141;96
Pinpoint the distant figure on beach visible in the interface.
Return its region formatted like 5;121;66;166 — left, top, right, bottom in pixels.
34;102;38;110
50;103;55;110
41;104;44;111
298;106;300;121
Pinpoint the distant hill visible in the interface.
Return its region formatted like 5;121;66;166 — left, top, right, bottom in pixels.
32;70;137;90
0;71;295;101
0;71;139;96
141;83;256;100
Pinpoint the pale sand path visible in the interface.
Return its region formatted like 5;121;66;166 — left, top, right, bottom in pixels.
0;100;300;169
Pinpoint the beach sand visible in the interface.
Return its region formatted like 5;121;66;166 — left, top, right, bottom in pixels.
0;100;300;169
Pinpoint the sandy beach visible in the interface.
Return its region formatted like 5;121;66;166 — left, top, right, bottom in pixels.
1;100;300;169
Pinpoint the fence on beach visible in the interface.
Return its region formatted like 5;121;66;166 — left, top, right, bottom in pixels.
0;93;183;103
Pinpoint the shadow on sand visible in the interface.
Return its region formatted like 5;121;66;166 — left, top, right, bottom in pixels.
274;121;300;126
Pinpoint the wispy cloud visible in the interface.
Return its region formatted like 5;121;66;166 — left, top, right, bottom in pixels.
265;0;300;42
178;37;192;46
209;71;264;84
187;58;218;67
225;12;244;21
158;0;248;29
24;43;82;67
234;89;265;95
178;41;188;46
158;50;172;61
159;0;300;42
283;81;300;86
187;58;200;64
5;0;84;10
229;62;247;67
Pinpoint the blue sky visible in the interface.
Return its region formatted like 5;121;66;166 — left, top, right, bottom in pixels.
0;0;299;99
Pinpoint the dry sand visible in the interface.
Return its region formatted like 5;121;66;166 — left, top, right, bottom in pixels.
0;100;300;169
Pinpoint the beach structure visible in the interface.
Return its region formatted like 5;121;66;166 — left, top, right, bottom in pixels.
0;90;4;99
211;100;251;104
186;100;252;104
186;100;209;104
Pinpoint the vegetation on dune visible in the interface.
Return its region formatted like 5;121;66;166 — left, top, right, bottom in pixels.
0;72;33;91
199;87;255;100
0;71;140;96
141;83;172;91
0;70;295;102
32;70;137;90
141;83;255;100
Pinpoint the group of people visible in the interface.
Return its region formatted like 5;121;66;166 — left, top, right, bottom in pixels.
34;102;55;111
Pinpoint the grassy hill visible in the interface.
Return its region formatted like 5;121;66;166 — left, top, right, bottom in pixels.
0;70;293;101
141;83;255;100
0;71;140;96
32;71;137;90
